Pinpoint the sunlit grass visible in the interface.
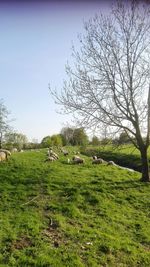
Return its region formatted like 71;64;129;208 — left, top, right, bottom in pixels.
0;148;150;266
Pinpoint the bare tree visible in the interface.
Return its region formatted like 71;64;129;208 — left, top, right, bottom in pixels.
50;0;150;182
0;99;12;149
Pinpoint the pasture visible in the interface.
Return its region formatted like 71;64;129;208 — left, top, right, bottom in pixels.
0;148;150;266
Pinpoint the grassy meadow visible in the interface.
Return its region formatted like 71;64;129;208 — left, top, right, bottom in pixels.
0;148;150;266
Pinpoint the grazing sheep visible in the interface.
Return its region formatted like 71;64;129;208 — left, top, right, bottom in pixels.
0;149;11;156
45;148;59;162
63;150;69;156
48;149;59;159
92;156;97;160
72;156;80;161
73;157;84;164
92;158;104;164
0;151;7;162
45;156;56;162
51;152;59;160
0;149;11;160
11;148;18;152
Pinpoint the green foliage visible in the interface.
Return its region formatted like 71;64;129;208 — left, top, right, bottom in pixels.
61;127;89;146
41;136;52;148
4;132;28;150
60;127;74;145
117;131;131;145
91;136;100;146
41;135;63;148
0;148;150;266
51;134;63;146
100;138;112;146
72;128;89;146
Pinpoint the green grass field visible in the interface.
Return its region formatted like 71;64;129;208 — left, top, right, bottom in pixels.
0;148;150;266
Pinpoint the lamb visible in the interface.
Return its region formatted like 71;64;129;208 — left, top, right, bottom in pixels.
92;158;104;164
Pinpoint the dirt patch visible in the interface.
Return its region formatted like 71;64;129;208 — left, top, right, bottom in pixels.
11;235;32;250
42;219;67;248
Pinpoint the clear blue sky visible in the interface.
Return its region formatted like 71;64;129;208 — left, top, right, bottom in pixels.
0;0;111;142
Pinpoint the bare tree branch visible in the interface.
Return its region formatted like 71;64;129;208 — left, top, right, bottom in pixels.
50;0;150;181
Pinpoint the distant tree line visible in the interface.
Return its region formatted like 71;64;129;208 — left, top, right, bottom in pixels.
40;127;89;148
0;99;133;151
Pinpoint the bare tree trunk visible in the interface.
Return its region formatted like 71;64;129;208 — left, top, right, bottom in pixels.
140;147;150;182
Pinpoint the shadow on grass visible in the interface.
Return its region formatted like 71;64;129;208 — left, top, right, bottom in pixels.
82;149;142;172
101;178;150;190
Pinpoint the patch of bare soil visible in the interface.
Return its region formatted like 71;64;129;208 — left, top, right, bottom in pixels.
42;219;67;248
11;235;32;250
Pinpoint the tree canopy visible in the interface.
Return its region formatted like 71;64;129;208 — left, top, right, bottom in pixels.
61;127;88;146
5;132;28;150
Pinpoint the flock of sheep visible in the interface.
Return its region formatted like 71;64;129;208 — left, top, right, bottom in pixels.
0;147;111;165
45;147;117;166
44;147;135;172
0;147;134;172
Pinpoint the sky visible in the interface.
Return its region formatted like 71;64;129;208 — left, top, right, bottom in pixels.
0;0;112;142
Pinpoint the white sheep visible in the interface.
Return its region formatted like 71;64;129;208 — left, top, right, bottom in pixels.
72;156;80;161
11;148;18;152
51;152;59;160
62;150;69;156
45;156;56;162
0;149;11;160
92;158;104;164
48;149;59;159
72;156;84;164
0;151;7;162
